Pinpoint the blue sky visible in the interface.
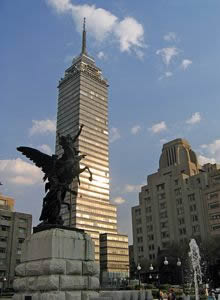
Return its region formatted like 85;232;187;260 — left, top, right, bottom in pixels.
1;0;220;243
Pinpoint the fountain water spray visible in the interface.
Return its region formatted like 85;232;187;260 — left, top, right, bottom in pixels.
189;239;203;300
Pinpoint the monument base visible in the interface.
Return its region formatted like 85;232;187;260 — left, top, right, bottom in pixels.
13;228;100;300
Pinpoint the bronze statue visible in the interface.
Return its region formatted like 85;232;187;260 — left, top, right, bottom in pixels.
17;124;92;226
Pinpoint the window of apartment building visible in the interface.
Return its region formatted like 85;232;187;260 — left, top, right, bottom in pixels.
179;228;186;235
161;231;169;239
138;246;143;252
160;202;167;210
178;218;185;225
0;259;5;265
146;206;152;213
192;225;200;233
147;225;153;232
17;248;22;255
188;194;195;201
137;237;143;243
1;216;11;221
0;248;6;254
146;216;152;223
161;221;168;228
137;227;142;234
149;244;155;251
185;178;189;184
135;209;141;216
174;179;179;185
190;204;197;212
175;188;181;196
149;253;155;260
1;225;9;231
18;238;24;244
0;200;6;206
16;259;21;265
212;224;220;231
208;202;220;210
209;192;218;200
160;211;168;218
176;198;182;205
145;197;151;203
197;178;201;184
157;183;165;191
136;218;142;225
0;237;7;242
145;189;150;194
192;215;198;222
177;207;184;215
210;213;220;220
158;193;166;200
18;227;26;234
148;234;154;241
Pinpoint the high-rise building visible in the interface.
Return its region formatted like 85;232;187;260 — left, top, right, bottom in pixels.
132;138;220;265
0;193;32;288
55;20;129;282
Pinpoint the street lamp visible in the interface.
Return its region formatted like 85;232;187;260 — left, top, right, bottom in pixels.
137;264;141;288
177;258;181;267
164;257;168;265
149;264;154;271
177;258;184;289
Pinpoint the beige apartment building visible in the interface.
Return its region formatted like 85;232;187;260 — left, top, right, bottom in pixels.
132;138;220;265
0;193;32;288
55;21;129;282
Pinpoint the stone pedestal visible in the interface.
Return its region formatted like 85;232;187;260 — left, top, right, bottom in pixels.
13;228;100;300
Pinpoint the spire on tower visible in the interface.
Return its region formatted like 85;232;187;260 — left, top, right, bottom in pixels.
81;17;87;55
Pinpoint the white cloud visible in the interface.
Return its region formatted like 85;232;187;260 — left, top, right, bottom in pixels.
149;121;167;134
156;47;179;65
181;59;192;70
159;71;173;80
131;125;141;135
109;127;120;143
160;138;168;144
123;184;141;193
198;155;216;165
163;32;177;42
198;139;220;165
97;51;107;60
0;158;43;186
112;196;126;205
38;144;53;155
186;112;201;125
47;0;145;56
114;17;144;54
29;119;56;136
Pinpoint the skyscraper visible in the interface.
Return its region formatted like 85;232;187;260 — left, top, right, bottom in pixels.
55;20;129;282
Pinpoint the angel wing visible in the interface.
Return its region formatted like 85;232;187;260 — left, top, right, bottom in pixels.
17;147;56;181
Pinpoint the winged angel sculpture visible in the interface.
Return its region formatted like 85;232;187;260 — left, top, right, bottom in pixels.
17;124;92;226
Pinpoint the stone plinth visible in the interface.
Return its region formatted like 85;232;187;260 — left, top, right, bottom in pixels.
13;228;100;300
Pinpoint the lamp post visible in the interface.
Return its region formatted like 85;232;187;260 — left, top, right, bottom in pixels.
164;257;168;266
177;258;184;289
137;264;141;288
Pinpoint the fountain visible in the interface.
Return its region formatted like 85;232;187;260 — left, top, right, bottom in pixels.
188;239;203;300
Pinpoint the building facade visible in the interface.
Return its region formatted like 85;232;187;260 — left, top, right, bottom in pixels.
0;193;32;288
132;138;220;265
55;22;129;282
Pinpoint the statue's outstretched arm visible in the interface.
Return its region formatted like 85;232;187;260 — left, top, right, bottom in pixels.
72;124;84;143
